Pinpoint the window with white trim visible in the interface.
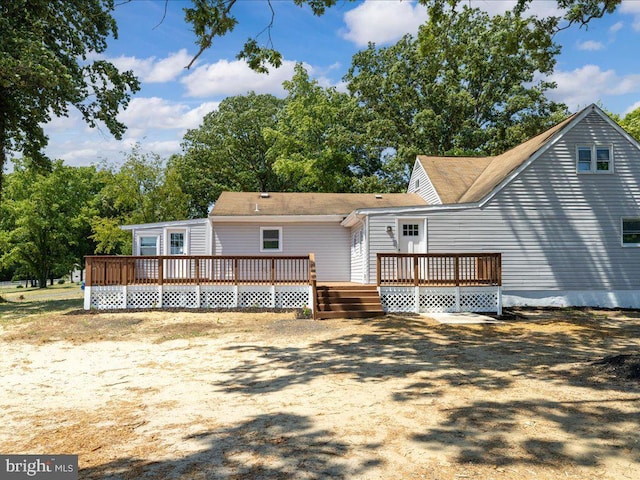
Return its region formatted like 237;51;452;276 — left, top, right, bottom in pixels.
139;236;158;256
169;232;185;254
260;227;282;252
577;145;612;173
622;218;640;246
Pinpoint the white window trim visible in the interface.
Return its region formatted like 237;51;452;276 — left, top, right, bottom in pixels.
164;228;189;255
260;226;283;253
576;144;614;174
138;235;159;256
621;217;640;248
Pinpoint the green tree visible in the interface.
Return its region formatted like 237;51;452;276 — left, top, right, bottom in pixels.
345;5;568;177
91;147;189;253
0;0;139;199
264;64;399;192
265;65;357;192
173;93;286;217
0;161;102;287
619;107;640;141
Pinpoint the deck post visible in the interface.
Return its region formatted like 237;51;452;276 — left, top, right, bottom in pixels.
414;286;420;313
84;257;93;310
497;287;503;316
121;285;128;309
83;286;92;310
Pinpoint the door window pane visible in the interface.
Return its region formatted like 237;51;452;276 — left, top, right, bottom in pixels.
170;232;185;255
402;224;419;236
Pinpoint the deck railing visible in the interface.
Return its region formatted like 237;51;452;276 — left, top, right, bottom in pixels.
85;255;313;287
377;253;501;287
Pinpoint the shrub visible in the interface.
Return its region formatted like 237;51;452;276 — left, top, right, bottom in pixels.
57;279;65;285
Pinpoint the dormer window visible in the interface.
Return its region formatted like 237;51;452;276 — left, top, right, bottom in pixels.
577;145;612;173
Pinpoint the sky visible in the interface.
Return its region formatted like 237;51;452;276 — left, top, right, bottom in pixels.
41;0;640;167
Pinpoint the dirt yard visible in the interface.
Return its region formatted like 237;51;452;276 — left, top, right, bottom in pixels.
1;304;639;479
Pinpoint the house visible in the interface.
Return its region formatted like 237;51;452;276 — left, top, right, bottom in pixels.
87;104;640;314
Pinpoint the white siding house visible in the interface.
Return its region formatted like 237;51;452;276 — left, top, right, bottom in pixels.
119;104;640;310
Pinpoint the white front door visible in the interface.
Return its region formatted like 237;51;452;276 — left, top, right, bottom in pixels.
398;221;424;253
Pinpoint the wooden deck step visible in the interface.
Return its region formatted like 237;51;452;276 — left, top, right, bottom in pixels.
315;285;384;320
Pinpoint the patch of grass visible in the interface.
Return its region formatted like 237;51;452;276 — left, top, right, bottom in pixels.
0;298;83;322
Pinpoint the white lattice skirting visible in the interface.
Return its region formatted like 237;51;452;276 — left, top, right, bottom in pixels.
86;285;312;311
380;286;502;314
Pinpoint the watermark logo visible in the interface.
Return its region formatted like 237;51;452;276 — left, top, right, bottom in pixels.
0;455;77;480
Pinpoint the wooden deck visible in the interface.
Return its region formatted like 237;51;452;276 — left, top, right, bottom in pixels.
85;253;501;316
377;253;501;287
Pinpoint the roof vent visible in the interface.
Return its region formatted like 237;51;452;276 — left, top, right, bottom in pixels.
375;194;383;199
260;192;270;198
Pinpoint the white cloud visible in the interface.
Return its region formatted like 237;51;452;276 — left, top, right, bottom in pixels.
577;40;605;51
621;0;640;14
181;59;302;98
544;65;640;109
342;0;428;47
44;99;220;166
45;111;83;132
620;0;640;30
118;97;219;130
340;0;564;48
108;49;192;83
609;21;624;33
624;100;640;114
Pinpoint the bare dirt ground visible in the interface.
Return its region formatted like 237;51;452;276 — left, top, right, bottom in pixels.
1;304;639;479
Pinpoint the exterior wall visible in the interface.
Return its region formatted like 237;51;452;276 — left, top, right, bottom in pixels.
350;223;365;283
368;111;640;307
407;159;441;204
213;222;351;282
131;221;210;256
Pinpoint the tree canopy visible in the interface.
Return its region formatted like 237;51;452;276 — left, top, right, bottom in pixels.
345;5;568;175
172;93;286;218
0;0;139;199
0;161;102;287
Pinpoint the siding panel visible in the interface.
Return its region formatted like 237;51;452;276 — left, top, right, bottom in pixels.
408;159;441;204
213;222;351;282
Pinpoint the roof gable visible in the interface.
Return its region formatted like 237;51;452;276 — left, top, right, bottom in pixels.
457;112;578;204
417;156;493;204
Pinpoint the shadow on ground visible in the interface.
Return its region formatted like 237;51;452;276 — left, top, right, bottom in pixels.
0;298;82;318
81;413;381;479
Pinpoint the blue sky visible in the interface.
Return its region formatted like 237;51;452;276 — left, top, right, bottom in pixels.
42;0;640;167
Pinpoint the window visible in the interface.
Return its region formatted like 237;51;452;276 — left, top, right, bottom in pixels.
622;218;640;246
577;145;612;173
169;232;185;255
414;178;420;189
402;224;419;237
139;236;158;256
260;227;282;252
